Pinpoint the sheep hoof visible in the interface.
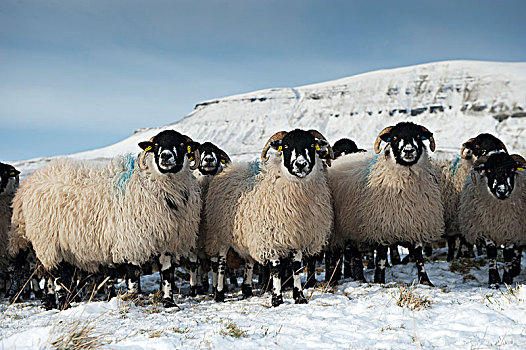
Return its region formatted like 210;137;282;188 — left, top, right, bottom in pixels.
241;284;253;299
41;294;57;310
489;270;501;287
373;270;385;284
293;289;308;304
271;293;283;307
162;297;179;309
489;283;500;289
214;289;225;302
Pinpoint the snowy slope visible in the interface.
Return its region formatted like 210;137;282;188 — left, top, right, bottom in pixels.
12;60;526;175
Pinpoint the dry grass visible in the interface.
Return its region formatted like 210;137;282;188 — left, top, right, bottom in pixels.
220;322;247;338
49;319;108;350
392;283;432;311
449;258;486;275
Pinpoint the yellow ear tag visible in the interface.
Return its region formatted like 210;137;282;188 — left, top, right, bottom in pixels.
189;156;194;161
278;146;282;153
518;167;524;172
315;144;321;151
10;172;15;176
221;159;226;164
187;145;192;154
144;146;152;152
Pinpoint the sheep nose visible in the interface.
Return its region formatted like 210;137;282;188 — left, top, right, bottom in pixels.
296;159;307;170
160;152;172;160
404;148;415;154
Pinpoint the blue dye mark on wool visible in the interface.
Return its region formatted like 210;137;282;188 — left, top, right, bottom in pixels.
248;160;262;176
450;156;461;176
365;155;379;178
115;154;136;195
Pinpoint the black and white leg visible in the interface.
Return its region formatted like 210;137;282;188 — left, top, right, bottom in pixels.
389;244;401;265
413;243;433;286
446;236;457;262
42;273;57;310
305;255;317;288
457;237;474;259
102;266;118;299
343;244;352;279
292;250;307;304
210;256;218;295
125;264;141;296
188;251;198;297
374;244;388;284
214;247;227;302
349;244;366;282
270;256;283;307
7;249;31;303
241;260;254;299
512;247;522;278
157;253;178;308
325;248;342;284
502;243;515;285
486;239;501;288
365;250;375;269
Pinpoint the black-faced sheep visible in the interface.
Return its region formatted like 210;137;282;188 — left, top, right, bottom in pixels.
0;162;20;293
205;129;334;306
433;133;508;261
459;153;526;287
329;122;443;286
9;130;202;309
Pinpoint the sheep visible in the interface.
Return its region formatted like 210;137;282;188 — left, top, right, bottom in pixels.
459;153;526;287
205;129;334;306
191;141;231;296
329;122;443;286
433;133;508;261
0;162;20;294
9;130;202;309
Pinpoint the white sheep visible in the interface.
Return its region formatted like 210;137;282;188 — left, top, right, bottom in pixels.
9;130;202;309
205;129;334;306
459;153;526;287
329;122;444;286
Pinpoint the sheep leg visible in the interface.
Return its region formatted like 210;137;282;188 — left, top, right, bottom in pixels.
373;245;388;283
42;273;57;310
55;262;77;310
325;248;342;284
270;256;284;307
446;236;457;262
158;253;178;308
486;239;501;288
125;264;141;296
214;248;227;302
502;243;515;285
413;243;433;287
102;266;118;299
390;244;401;265
188;251;198;297
241;261;254;299
292;250;307;304
343;244;352;279
210;256;218;294
512;247;522;278
304;255;317;288
349;244;366;282
198;261;210;294
365;250;375;269
6;249;31;303
457;237;475;259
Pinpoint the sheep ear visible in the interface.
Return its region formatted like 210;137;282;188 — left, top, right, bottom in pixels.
379;133;392;143
9;169;20;177
185;141;200;154
139;141;154;152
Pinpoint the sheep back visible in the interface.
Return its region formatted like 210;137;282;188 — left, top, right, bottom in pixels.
10;155;201;272
460;172;526;246
205;158;333;264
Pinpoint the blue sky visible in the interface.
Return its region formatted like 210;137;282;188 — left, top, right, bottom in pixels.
1;0;525;161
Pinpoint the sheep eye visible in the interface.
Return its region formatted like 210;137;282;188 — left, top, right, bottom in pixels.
284;145;289;149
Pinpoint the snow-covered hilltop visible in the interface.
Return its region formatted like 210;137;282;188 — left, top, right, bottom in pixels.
14;60;526;174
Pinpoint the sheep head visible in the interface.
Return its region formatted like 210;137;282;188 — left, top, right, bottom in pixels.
138;130;201;173
374;122;435;167
471;153;525;200
461;133;507;160
0;162;20;195
196;142;231;176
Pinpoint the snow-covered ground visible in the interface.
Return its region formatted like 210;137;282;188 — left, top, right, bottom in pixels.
1;250;526;349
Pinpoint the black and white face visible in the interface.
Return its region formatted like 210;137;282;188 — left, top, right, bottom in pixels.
463;133;507;160
0;162;20;195
197;142;229;176
475;153;523;200
139;130;199;174
380;122;433;166
270;129;329;178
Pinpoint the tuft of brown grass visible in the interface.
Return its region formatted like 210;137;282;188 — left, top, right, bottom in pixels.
49;318;108;350
392;283;432;311
449;258;486;275
220;322;247;338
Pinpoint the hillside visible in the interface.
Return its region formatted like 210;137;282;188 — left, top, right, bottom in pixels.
13;60;526;174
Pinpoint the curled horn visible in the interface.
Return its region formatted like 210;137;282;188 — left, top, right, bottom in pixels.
511;154;526;168
374;126;394;154
309;129;334;167
498;140;508;153
419;125;436;152
261;131;288;162
139;136;155;170
184;136;201;171
460;137;475;159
